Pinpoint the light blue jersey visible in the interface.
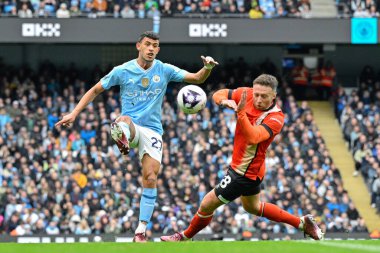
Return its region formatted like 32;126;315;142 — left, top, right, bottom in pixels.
101;59;187;135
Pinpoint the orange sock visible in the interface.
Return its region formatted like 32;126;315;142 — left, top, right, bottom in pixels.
259;202;301;228
183;210;213;239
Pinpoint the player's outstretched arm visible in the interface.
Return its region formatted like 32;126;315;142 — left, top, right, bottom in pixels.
55;82;105;128
183;56;219;84
212;89;237;110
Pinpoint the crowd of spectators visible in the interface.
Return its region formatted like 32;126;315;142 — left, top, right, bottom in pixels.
0;0;312;19
337;0;380;18
2;0;380;19
0;58;368;239
335;64;380;214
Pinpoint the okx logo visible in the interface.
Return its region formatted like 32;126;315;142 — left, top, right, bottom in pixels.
189;23;227;38
22;23;61;37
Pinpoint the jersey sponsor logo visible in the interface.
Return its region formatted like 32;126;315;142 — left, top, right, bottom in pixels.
153;75;160;83
142;78;149;88
125;89;163;98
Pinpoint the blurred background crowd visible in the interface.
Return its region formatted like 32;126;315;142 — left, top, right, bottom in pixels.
0;0;379;19
334;65;380;215
0;58;371;238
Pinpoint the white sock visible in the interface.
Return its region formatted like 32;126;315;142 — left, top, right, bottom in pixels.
135;221;147;234
181;232;189;240
118;122;131;140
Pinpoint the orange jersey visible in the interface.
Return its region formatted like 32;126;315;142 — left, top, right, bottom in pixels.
230;88;284;180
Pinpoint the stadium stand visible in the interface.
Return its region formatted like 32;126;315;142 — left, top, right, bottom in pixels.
309;101;378;233
2;0;380;18
0;59;369;238
334;68;380;214
0;0;316;18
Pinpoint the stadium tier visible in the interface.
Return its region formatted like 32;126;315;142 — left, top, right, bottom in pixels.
334;68;380;214
1;0;379;19
2;0;313;19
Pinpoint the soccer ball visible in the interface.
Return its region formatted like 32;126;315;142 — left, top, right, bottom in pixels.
177;85;207;114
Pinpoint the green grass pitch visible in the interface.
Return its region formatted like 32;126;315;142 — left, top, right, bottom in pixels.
0;240;379;253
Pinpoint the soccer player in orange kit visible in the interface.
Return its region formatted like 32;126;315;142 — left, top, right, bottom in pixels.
161;74;324;241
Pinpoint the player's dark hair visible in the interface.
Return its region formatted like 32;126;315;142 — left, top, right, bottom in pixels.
253;74;278;92
138;31;160;42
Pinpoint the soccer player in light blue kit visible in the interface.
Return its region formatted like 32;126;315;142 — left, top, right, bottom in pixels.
55;31;218;242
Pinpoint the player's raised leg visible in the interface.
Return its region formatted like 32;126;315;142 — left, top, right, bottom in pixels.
133;154;160;242
110;116;136;155
241;194;324;240
160;190;224;242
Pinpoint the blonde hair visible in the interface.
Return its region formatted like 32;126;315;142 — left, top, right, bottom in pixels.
253;74;278;92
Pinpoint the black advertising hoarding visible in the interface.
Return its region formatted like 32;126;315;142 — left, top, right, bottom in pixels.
0;19;152;43
161;18;351;44
0;18;354;44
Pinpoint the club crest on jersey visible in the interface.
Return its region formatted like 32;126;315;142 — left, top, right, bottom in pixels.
153;75;160;83
142;78;149;88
